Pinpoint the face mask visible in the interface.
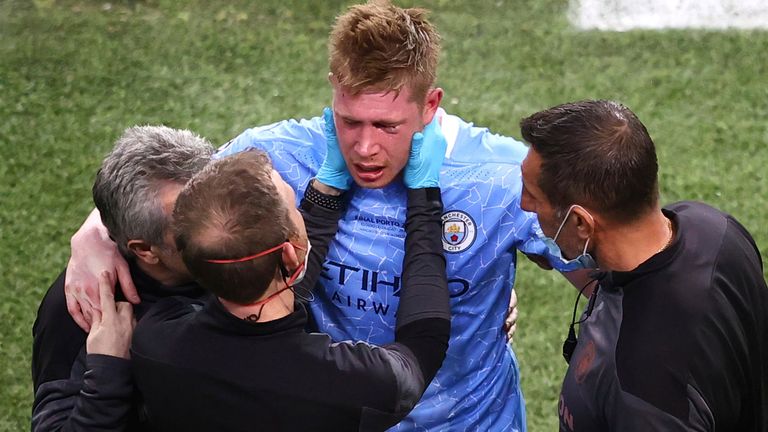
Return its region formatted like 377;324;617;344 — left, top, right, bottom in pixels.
539;204;597;270
289;240;311;286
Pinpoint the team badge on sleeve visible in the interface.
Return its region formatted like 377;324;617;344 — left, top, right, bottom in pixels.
441;210;477;253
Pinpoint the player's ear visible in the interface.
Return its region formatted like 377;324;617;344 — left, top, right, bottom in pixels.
422;88;444;124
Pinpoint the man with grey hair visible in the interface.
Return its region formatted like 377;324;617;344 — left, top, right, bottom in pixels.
31;125;213;431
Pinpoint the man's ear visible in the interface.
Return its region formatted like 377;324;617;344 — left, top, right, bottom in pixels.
281;242;300;271
571;206;596;240
422;87;444;124
127;239;159;265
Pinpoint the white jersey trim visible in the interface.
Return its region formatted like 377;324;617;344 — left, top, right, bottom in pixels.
438;108;460;159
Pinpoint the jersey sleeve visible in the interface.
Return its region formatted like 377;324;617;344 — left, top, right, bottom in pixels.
214;117;326;201
215;117;325;162
446;119;589;274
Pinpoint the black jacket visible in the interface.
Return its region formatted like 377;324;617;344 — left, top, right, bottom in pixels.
131;187;451;431
32;264;206;431
559;202;768;432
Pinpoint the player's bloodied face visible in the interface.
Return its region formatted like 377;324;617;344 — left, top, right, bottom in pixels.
331;82;440;189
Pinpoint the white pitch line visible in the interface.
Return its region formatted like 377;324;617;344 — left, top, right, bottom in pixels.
569;0;768;31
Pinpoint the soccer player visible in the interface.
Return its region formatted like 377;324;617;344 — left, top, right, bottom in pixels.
63;2;587;430
519;100;768;431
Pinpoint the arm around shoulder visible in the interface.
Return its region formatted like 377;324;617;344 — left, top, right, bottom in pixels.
66;208;139;331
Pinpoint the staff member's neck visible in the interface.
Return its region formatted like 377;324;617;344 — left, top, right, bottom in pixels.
594;209;673;272
219;282;295;323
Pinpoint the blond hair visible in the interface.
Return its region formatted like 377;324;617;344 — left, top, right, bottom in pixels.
329;0;440;103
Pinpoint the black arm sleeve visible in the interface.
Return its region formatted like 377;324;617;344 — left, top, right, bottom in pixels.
32;271;86;392
295;182;346;296
32;353;134;432
393;187;450;383
355;187;450;429
32;271;135;431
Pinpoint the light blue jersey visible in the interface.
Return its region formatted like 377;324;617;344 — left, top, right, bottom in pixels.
217;111;575;431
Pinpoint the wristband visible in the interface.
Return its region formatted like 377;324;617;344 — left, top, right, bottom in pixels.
303;179;345;211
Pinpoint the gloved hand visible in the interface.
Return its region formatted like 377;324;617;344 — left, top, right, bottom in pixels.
315;107;353;191
404;114;446;189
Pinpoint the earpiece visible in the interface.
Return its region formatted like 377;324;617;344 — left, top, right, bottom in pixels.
562;273;605;364
562;324;578;363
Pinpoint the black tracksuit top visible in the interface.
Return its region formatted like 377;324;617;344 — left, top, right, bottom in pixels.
131;188;451;431
559;201;768;432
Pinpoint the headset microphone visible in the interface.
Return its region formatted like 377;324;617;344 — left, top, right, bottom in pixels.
562;272;605;364
562;324;578;363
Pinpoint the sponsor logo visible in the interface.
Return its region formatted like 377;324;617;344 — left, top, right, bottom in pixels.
441;210;477;253
319;260;472;315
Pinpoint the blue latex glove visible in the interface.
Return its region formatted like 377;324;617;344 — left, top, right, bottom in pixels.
315;107;354;191
404;114;447;189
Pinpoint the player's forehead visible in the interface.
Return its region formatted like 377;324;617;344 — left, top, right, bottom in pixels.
332;85;420;123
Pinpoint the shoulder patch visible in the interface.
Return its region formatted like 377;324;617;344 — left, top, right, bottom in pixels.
441;210;477;253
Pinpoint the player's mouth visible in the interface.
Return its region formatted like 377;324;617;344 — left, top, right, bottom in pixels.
353;164;385;183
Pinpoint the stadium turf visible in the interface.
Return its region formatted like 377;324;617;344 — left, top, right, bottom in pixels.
1;1;765;430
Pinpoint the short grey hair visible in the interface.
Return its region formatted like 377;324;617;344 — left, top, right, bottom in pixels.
93;125;214;258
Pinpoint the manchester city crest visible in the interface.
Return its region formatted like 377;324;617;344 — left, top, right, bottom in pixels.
441;210;477;253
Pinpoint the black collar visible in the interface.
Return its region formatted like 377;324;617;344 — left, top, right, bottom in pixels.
119;259;207;317
605;207;683;290
199;296;309;336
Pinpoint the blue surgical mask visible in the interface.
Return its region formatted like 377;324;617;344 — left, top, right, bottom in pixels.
539;205;597;270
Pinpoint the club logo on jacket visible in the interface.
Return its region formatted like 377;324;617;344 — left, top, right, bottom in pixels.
575;340;596;384
441;210;477;253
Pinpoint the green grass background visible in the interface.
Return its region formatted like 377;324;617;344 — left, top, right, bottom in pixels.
1;0;766;430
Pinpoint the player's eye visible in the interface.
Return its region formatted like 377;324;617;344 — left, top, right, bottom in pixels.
375;123;398;134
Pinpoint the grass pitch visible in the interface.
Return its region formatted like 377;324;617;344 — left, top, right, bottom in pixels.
1;1;766;430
